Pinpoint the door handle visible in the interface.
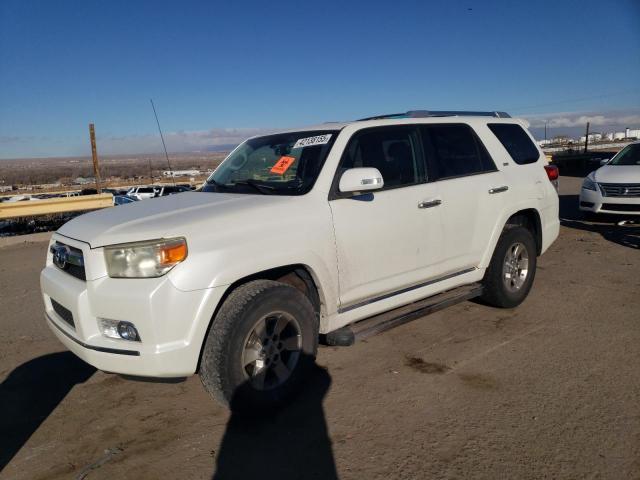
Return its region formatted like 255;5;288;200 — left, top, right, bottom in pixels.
488;186;509;194
418;199;442;209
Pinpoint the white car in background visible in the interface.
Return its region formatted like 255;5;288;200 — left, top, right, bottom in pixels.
4;195;41;203
126;186;157;200
579;141;640;216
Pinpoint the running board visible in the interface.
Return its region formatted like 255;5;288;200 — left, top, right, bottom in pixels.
325;283;483;346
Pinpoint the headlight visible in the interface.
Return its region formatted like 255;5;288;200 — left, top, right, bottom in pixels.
582;178;597;191
104;237;187;278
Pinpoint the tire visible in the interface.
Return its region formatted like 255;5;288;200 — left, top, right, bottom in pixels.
199;279;318;413
481;226;537;308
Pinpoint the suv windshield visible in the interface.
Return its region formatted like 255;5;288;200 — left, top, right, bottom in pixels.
609;144;640;166
202;130;338;195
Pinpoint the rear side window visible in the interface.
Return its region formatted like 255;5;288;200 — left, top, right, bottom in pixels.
488;123;540;165
340;126;425;190
420;124;496;180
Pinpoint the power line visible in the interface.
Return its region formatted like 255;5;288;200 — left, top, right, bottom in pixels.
508;89;640;113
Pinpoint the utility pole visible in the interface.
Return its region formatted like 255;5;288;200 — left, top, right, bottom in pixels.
148;158;154;184
89;123;102;193
544;121;547;141
583;122;590;153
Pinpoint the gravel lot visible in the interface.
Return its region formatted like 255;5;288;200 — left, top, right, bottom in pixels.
1;176;639;480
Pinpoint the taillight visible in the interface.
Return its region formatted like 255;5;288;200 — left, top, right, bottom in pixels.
544;164;559;181
544;164;559;192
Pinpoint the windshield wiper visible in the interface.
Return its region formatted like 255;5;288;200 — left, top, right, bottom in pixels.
232;180;276;195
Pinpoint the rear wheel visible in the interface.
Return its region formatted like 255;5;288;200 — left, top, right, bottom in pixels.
481;226;537;308
199;280;318;412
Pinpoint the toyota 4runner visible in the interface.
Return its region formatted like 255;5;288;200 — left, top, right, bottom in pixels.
41;110;560;411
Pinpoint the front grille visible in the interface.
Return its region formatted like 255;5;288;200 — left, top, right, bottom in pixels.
66;264;86;281
50;242;86;281
601;203;640;212
598;183;640;197
51;299;75;328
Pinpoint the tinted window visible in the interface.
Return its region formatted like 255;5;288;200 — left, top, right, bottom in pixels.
488;123;540;165
421;124;496;180
340;126;424;189
609;143;640;166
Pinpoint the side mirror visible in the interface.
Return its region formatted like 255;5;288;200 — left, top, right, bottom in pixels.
338;168;384;193
599;158;609;166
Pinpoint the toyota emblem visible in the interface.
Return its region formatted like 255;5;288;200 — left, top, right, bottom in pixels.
52;245;70;269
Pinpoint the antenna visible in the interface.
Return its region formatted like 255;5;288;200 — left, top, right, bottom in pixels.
150;99;175;186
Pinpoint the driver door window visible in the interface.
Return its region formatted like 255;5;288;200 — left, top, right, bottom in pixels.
339;127;425;189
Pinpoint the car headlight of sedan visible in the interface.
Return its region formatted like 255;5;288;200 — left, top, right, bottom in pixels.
104;238;188;278
582;177;598;191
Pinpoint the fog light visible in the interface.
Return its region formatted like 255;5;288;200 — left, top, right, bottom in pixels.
117;321;141;342
98;318;141;342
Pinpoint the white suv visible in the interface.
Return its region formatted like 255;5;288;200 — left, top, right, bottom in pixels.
41;111;559;411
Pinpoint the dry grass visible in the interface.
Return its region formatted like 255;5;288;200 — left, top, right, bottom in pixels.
0;152;227;190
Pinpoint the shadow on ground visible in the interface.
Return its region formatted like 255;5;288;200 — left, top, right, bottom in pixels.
559;194;640;250
0;352;96;471
212;363;338;480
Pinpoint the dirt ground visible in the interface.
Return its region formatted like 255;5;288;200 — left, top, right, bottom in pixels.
1;176;639;480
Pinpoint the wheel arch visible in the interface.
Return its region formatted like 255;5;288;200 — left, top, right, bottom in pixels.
480;206;543;269
195;263;326;372
505;208;542;256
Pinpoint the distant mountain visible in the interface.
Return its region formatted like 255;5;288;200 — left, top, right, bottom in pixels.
202;144;239;152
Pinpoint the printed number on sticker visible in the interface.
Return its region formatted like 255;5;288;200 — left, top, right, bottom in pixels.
293;134;332;149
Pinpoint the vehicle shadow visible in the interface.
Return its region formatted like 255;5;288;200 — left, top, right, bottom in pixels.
212;361;338;480
559;194;640;250
0;351;96;471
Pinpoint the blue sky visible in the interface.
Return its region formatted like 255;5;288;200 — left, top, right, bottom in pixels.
1;0;639;158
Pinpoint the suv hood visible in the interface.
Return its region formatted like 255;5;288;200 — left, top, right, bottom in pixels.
58;192;289;248
594;165;640;183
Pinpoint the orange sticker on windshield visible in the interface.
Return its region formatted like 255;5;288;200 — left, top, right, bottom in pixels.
270;156;296;174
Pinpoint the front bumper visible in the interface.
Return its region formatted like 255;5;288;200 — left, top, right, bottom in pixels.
579;187;640;216
41;234;227;377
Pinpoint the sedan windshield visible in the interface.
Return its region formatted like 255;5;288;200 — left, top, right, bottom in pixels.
609;144;640;166
202;130;338;195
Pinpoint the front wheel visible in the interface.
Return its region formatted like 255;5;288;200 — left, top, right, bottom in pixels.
199;279;318;412
481;226;537;308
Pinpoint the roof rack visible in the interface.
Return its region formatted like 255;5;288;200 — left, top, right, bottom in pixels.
357;110;511;121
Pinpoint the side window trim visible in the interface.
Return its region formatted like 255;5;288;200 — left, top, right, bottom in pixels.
328;125;428;200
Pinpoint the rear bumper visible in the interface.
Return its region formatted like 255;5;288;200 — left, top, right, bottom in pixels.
579;188;640;215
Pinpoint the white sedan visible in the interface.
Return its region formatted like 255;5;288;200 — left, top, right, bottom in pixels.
126;186;158;200
579;141;640;216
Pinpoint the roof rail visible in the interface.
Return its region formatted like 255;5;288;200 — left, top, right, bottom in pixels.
357;110;511;121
